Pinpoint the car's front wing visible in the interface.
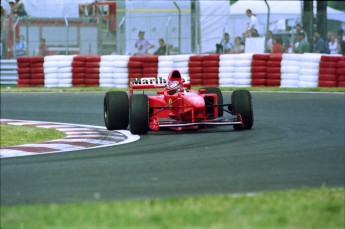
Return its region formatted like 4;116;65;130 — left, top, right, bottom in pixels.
151;115;243;130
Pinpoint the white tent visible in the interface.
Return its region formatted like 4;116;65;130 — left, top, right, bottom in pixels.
199;1;230;53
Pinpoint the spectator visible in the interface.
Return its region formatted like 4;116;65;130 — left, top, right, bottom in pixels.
20;35;26;50
216;32;234;54
9;1;16;16
251;29;259;37
271;35;284;53
134;31;154;55
296;32;310;54
292;33;299;53
38;38;49;56
14;35;26;57
243;9;259;37
292;23;307;39
233;36;244;53
312;31;327;53
265;31;273;53
14;0;28;17
337;35;345;55
327;32;338;54
338;29;345;42
154;38;167;55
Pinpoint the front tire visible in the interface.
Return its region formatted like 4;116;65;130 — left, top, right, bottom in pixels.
232;90;253;130
130;94;149;134
104;91;129;130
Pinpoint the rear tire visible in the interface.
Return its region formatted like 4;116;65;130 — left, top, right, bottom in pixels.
203;87;224;117
232;90;253;130
104;91;129;130
130;94;149;134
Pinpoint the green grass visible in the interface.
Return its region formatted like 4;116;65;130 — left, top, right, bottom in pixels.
1;187;344;229
1;85;345;93
0;124;66;147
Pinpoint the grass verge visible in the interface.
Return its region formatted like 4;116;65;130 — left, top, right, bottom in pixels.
1;187;344;229
0;124;66;147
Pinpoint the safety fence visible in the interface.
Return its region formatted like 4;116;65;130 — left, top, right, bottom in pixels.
8;53;345;88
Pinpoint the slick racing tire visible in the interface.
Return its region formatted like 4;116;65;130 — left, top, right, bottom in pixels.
104;91;129;130
130;94;149;134
231;90;253;130
202;87;224;117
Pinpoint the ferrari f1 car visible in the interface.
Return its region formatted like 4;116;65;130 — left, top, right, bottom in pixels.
104;70;253;134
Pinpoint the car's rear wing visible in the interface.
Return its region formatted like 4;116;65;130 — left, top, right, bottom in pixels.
129;77;190;96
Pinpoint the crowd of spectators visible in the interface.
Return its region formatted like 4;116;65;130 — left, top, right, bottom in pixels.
134;8;344;56
215;14;345;55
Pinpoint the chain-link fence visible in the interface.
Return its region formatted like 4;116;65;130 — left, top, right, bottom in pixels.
1;0;344;60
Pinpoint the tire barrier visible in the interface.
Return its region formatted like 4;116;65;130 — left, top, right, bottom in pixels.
16;54;345;88
17;56;45;87
298;54;322;88
219;54;235;87
44;55;74;87
158;55;174;84
189;55;205;86
281;54;301;88
112;55;130;88
338;56;345;87
72;55;87;86
30;57;45;86
16;57;31;87
318;55;341;87
267;54;282;87
251;54;270;87
85;55;101;87
233;53;253;87
202;54;219;86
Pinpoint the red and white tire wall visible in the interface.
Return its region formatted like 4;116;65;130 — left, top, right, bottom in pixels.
189;55;204;86
219;54;235;87
17;54;344;88
267;54;282;87
99;55;129;88
202;54;219;86
281;54;301;88
338;56;345;87
72;55;86;86
298;54;321;88
318;55;341;87
43;55;74;87
251;54;269;87
234;53;253;87
17;56;44;87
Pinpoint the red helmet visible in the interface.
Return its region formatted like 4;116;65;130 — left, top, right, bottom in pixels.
166;80;181;95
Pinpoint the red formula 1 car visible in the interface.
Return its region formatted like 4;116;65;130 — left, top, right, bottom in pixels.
104;70;253;134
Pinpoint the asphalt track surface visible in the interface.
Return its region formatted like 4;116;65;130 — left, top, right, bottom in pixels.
1;91;344;205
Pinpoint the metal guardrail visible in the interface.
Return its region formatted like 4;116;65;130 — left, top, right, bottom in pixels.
0;60;18;85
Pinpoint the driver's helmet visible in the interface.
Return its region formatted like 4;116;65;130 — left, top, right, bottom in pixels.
166;80;182;95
